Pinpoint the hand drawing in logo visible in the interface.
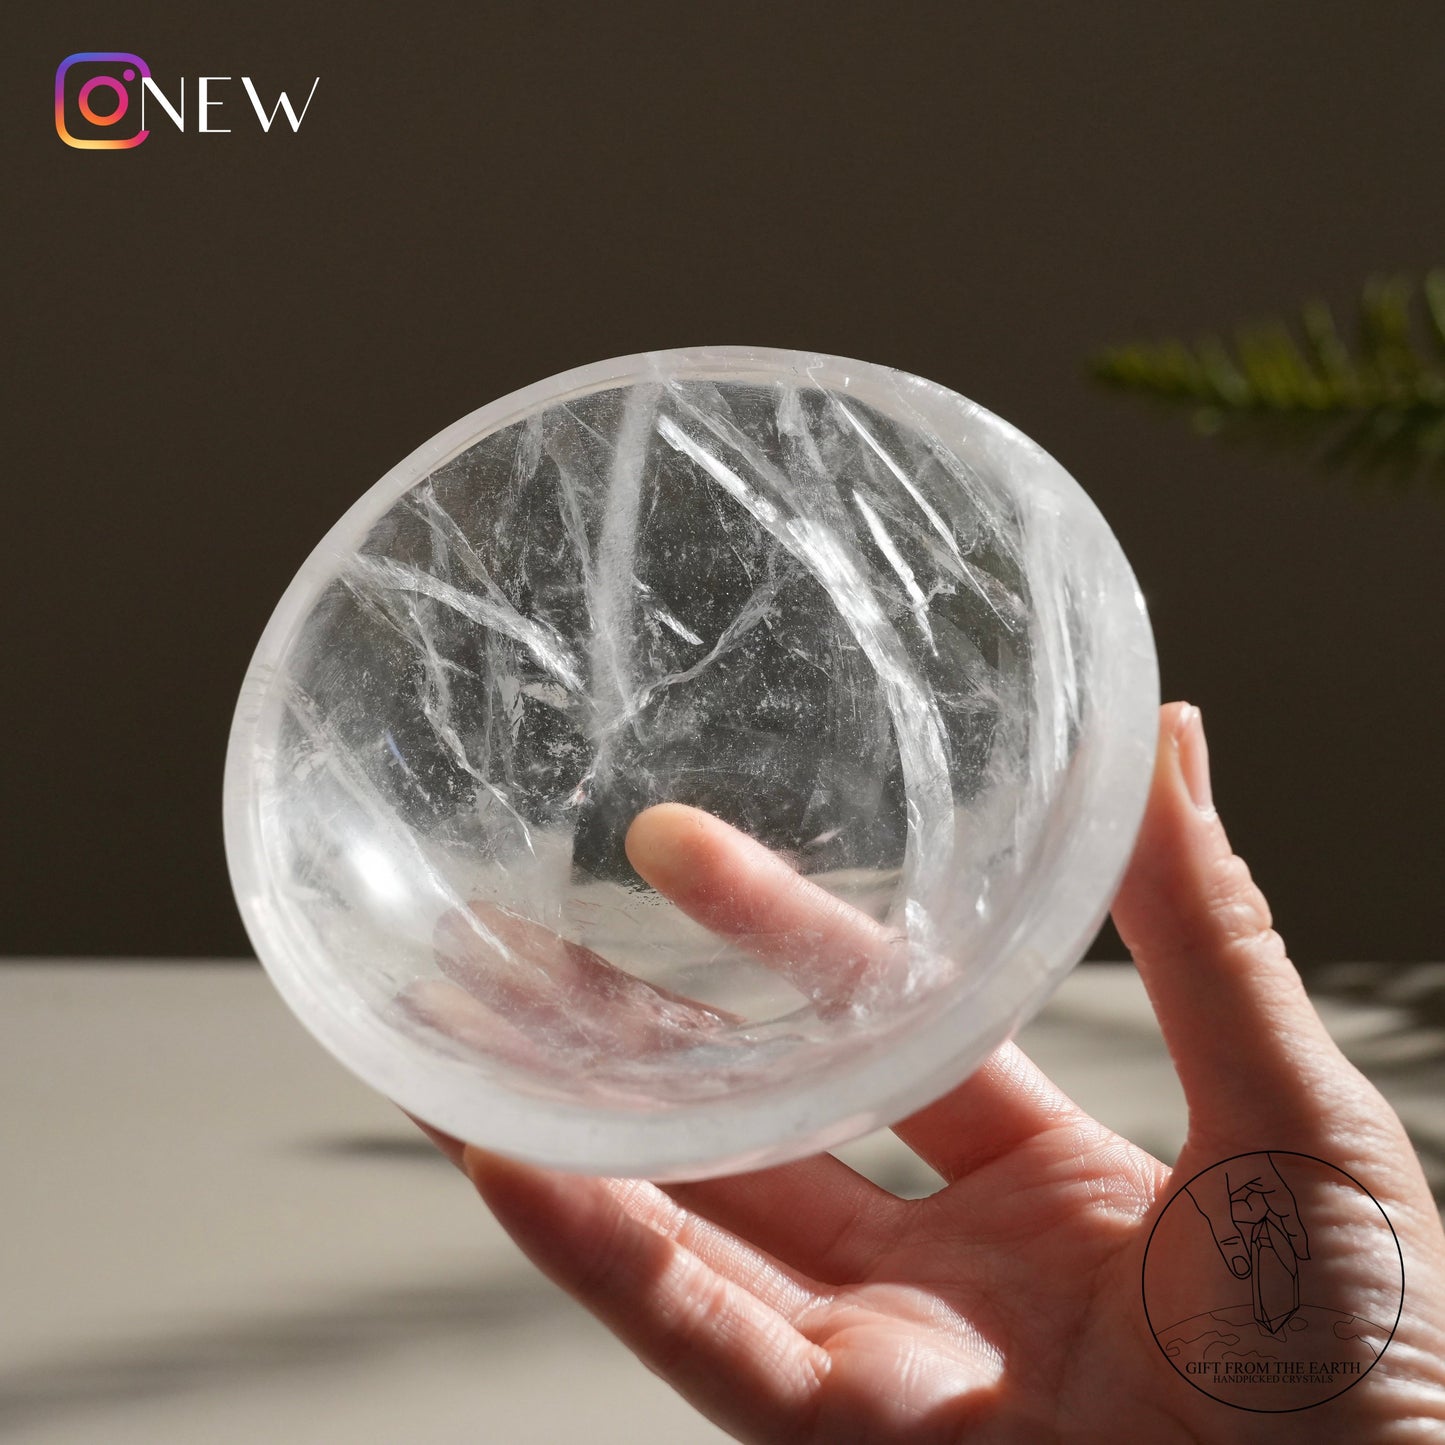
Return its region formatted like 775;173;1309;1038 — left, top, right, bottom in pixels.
1186;1153;1309;1335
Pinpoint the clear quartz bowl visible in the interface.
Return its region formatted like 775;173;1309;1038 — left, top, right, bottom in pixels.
224;347;1158;1180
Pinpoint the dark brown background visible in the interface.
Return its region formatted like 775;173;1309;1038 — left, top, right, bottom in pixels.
7;2;1443;960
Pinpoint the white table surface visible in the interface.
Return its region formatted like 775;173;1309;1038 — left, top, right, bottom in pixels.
1;961;1440;1444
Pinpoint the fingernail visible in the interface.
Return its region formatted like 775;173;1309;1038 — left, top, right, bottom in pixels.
1230;1254;1251;1278
1176;704;1215;816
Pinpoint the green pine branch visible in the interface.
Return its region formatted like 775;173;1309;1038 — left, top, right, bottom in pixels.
1091;272;1445;487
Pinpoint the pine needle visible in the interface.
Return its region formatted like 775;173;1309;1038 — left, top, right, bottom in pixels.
1090;271;1445;488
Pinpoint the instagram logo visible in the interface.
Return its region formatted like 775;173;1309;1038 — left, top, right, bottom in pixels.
55;54;319;148
55;52;152;149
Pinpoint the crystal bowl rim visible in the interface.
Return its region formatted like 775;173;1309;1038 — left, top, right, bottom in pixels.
223;344;1159;1180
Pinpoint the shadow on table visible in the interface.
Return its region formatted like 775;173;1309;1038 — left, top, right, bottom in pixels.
0;1275;562;1436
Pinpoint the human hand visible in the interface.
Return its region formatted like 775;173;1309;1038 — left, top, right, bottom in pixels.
1186;1153;1310;1285
412;704;1445;1442
1181;1152;1312;1341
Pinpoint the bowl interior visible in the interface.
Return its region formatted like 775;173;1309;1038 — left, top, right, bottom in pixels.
225;348;1157;1176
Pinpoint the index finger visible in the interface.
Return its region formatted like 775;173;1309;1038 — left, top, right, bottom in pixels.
626;801;1084;1183
624;801;909;1014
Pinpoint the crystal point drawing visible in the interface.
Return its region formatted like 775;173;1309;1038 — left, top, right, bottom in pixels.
1250;1215;1303;1335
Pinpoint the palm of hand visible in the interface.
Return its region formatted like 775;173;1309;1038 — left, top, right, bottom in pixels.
767;1123;1171;1439
469;1042;1433;1444
418;706;1445;1443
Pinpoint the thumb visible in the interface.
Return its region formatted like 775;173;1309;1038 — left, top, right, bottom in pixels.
1111;703;1354;1146
1185;1178;1253;1279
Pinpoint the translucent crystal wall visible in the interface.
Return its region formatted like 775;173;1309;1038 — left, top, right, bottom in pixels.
227;349;1157;1176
